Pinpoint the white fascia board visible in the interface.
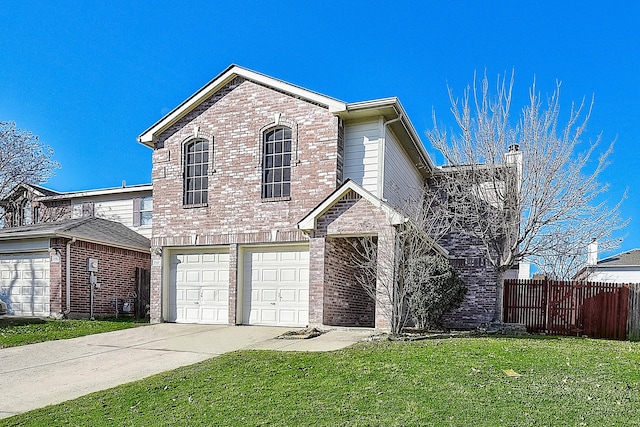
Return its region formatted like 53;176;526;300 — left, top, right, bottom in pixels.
297;180;449;258
297;180;406;232
138;65;346;145
392;101;435;172
3;183;56;200
236;67;346;112
344;98;434;174
39;184;153;201
0;228;146;253
345;97;400;112
54;232;150;254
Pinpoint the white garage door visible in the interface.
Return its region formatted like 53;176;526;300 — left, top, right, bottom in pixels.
242;246;309;327
168;250;229;324
0;253;50;316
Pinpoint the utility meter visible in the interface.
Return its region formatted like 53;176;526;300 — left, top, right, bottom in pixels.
87;258;99;272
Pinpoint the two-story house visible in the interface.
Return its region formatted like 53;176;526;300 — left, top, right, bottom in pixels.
1;183;153;238
139;65;498;329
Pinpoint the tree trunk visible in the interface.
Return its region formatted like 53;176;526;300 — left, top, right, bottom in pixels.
492;269;507;323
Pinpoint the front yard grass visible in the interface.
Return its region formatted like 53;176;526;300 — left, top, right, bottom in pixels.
2;336;639;426
0;317;144;348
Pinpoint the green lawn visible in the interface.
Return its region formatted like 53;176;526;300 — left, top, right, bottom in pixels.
2;336;639;426
0;317;144;348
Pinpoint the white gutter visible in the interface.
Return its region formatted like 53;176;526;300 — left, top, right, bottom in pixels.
63;237;77;315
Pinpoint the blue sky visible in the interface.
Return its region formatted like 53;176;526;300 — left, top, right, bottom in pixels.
1;1;638;254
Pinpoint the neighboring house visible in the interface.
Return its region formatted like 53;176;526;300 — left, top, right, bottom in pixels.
1;183;153;238
0;217;150;317
0;184;61;227
138;64;503;329
574;244;640;283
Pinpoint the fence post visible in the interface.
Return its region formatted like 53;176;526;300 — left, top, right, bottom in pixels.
543;277;549;334
628;283;640;341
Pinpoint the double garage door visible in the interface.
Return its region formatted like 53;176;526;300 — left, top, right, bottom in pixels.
0;253;50;316
168;246;309;327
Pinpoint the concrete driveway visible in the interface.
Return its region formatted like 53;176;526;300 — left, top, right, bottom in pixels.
0;323;371;419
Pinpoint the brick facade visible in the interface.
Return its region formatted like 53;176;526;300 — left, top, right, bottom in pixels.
50;237;151;318
309;190;396;329
150;78;341;248
440;231;499;328
323;237;375;327
149;78;344;322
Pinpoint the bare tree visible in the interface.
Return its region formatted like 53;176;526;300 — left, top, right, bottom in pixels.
0;121;59;198
428;72;627;321
350;186;463;334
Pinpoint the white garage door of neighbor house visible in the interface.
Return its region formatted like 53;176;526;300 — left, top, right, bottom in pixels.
0;253;50;316
169;251;229;324
242;246;309;327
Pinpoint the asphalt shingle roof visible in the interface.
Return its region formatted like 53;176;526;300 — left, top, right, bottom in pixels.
597;249;640;267
0;217;150;252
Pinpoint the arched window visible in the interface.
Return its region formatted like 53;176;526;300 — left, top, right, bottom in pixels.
262;126;292;199
183;138;209;206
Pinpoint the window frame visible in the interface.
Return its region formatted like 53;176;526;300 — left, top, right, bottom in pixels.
133;196;153;227
261;125;293;201
182;137;210;207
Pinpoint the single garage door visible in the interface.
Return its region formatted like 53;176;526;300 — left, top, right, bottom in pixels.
0;253;50;316
242;246;309;327
168;250;229;324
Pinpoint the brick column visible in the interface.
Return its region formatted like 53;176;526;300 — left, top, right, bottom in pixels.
149;246;163;323
48;241;65;316
375;226;396;330
228;243;238;324
308;236;326;326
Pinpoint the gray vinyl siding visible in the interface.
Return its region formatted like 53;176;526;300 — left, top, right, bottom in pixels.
343;119;381;196
71;195;152;238
383;127;423;210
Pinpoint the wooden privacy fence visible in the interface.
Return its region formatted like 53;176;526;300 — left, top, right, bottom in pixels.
503;279;640;340
135;267;151;320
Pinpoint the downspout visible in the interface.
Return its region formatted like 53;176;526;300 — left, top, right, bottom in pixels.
381;114;403;330
63;237;77;316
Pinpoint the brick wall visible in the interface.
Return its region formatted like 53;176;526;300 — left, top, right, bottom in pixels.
151;78;341;248
312;190;396;329
440;231;499;328
149;78;346;323
52;239;151;318
323;237;375;327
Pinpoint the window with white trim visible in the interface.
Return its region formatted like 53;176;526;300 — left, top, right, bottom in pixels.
262;126;292;199
183;138;209;206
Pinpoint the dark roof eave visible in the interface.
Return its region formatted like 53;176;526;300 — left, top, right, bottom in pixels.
0;231;149;253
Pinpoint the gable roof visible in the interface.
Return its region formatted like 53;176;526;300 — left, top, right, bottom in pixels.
297;179;448;256
596;249;640;268
1;183;61;202
137;64;434;174
297;179;406;232
138;64;347;146
339;98;434;175
0;218;150;252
